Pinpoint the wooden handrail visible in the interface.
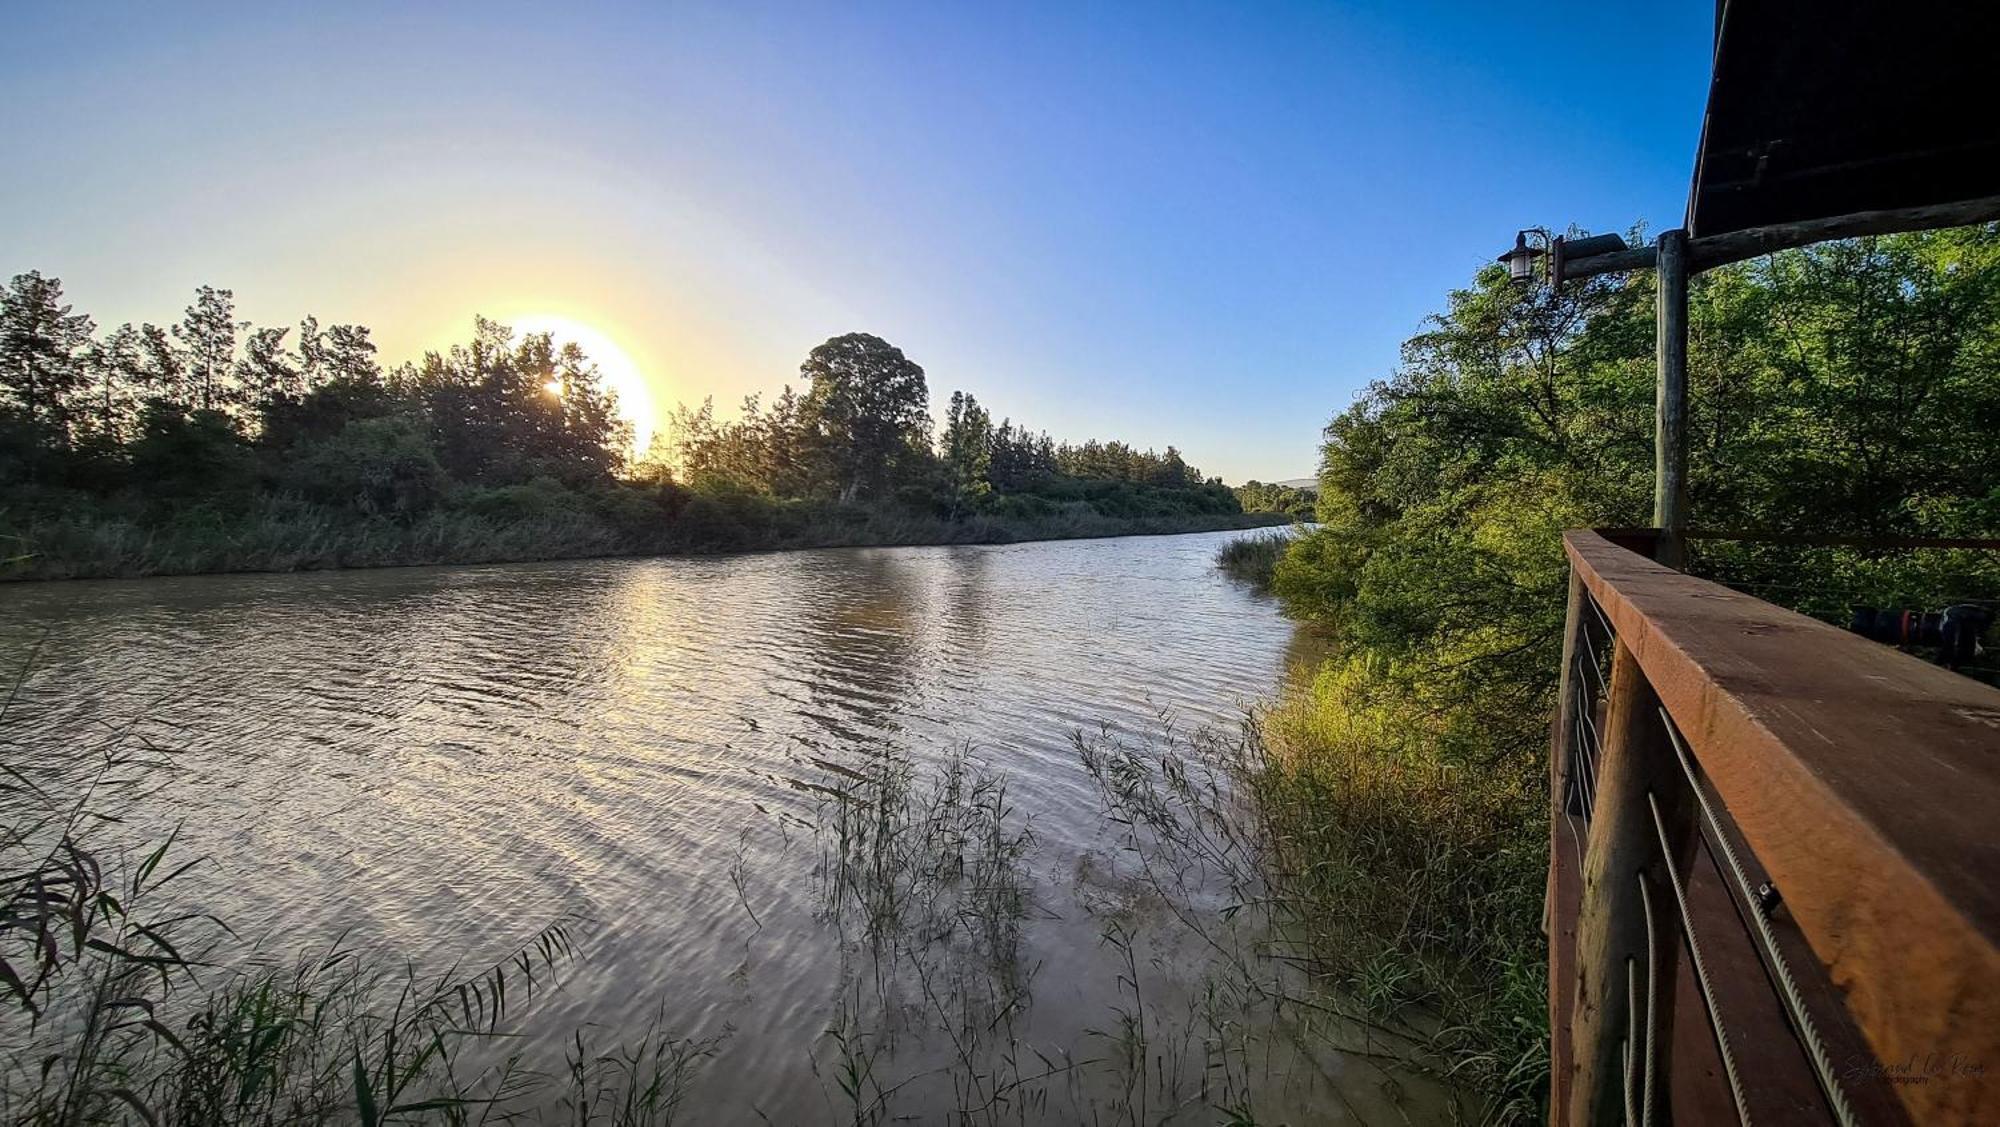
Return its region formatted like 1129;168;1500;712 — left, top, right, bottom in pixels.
1593;525;2000;552
1562;529;2000;1124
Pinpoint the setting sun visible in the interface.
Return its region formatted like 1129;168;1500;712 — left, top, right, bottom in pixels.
512;315;657;456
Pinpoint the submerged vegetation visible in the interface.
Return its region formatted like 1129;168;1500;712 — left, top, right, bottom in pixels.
1223;224;2000;1119
0;690;1435;1125
0;687;652;1125
0;278;1271;580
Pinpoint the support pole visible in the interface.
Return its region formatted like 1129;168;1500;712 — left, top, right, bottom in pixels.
1566;643;1693;1126
1653;229;1689;569
1546;568;1588;1120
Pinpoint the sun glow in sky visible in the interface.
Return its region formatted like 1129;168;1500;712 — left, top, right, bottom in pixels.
511;315;657;456
0;2;1712;482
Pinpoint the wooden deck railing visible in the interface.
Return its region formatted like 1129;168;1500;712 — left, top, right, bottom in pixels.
1547;530;2000;1126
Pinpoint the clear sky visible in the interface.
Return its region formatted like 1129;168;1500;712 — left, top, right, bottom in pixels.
0;1;1712;482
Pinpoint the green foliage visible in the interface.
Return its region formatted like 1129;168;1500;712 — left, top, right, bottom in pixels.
282;415;448;516
1251;224;2000;1120
411;316;628;487
0;270;96;443
1285;225;2000;692
173;284;243;415
940;390;993;516
128;402;259;503
1232;479;1316;518
798;332;932;502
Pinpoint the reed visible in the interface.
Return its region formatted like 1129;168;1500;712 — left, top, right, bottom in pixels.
1213;530;1292;590
0;674;692;1127
1075;704;1539;1124
1249;660;1548;1123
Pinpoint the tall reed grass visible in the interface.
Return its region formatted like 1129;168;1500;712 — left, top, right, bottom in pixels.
1213;531;1293;590
0;670;703;1126
1073;719;1479;1124
1249;659;1548;1122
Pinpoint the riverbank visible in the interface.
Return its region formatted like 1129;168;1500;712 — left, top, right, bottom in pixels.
1209;528;1548;1119
0;496;1289;582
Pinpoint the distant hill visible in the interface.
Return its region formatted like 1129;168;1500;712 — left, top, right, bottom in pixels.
1276;477;1317;490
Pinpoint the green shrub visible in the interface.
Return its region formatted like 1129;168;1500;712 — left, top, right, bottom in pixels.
282;415;448;516
452;476;584;522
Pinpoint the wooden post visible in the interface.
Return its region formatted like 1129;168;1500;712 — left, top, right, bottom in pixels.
1547;568;1586;961
1546;567;1588;1122
1566;642;1693;1126
1654;228;1689;570
1550;568;1586;825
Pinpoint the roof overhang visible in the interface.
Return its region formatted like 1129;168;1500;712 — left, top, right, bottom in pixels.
1686;0;2000;239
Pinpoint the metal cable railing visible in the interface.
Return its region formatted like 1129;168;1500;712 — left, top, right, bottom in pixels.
1646;789;1751;1125
1659;710;1859;1127
1544;539;1936;1119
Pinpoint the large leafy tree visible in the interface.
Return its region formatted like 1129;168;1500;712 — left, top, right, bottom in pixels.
414;318;626;485
799;332;931;502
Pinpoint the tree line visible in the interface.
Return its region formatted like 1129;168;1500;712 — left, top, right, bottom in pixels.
665;343;1211;513
0;271;1258;576
1232;479;1316;518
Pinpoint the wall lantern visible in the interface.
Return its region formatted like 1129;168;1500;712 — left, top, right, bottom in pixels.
1497;229;1551;287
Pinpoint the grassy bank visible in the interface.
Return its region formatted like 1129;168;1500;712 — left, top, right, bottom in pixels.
0;492;1289;582
1210;523;1552;1120
1248;661;1547;1120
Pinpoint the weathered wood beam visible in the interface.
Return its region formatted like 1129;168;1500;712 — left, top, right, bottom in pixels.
1689;194;2000;271
1556;195;2000;285
1556;244;1658;283
1653;231;1690;569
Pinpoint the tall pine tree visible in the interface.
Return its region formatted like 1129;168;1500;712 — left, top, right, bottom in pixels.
173;285;242;414
0;270;95;438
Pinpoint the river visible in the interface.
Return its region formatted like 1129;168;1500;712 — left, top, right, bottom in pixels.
1;530;1440;1124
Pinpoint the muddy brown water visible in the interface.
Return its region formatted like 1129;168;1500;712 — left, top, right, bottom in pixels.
1;530;1448;1123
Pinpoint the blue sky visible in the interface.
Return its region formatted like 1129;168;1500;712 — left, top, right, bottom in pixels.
0;1;1713;481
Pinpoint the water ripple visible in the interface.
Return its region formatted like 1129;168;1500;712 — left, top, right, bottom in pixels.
0;529;1304;1121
